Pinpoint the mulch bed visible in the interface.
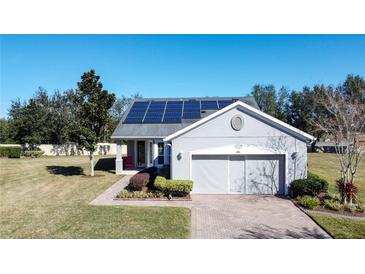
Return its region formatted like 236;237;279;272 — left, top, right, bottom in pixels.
114;194;192;201
310;206;365;218
291;199;365;218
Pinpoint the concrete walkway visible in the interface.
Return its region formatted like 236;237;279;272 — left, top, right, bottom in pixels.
90;175;132;205
90;179;331;239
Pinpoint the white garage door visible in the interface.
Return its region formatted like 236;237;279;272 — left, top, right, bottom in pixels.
192;154;285;195
191;155;229;193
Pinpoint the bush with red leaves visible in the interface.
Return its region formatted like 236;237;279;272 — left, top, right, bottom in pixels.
336;179;358;202
126;166;158;191
127;173;150;191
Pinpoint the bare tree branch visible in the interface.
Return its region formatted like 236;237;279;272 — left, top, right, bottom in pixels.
313;88;365;204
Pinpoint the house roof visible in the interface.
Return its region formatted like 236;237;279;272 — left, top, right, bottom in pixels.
164;100;315;142
111;96;259;139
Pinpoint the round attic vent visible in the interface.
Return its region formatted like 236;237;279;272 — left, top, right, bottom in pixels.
231;115;244;131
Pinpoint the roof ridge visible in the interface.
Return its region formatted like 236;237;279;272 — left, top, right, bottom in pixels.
134;96;254;101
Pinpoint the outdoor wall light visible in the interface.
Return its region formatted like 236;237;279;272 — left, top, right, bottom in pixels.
177;152;183;160
291;152;298;159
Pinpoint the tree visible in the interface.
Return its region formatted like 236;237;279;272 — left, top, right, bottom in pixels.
313;88;365;204
251;84;278;117
8;88;50;148
48;90;75;144
276;87;289;123
71;70;116;176
0;118;12;143
109;93;142;137
342;74;365;102
250;84;290;123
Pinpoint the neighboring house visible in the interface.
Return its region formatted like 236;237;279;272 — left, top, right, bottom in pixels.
310;141;351;153
111;96;314;195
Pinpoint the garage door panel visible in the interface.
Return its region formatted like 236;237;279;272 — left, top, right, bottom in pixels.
246;155;284;195
192;155;228;193
229;156;245;193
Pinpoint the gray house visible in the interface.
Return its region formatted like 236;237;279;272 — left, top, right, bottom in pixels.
111;96;314;195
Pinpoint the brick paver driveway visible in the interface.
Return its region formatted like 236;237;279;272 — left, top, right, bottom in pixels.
91;180;330;239
190;195;331;239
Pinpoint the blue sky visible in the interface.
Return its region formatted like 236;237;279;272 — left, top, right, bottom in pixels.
1;34;364;118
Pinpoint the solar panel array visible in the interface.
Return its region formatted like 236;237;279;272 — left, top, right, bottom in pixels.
124;99;236;124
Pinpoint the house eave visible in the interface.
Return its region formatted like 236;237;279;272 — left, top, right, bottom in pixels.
111;135;166;140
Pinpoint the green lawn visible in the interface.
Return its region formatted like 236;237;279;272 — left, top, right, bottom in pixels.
0;156;190;239
308;153;365;204
308;153;365;239
308;213;365;239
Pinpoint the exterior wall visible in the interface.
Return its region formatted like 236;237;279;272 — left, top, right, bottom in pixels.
0;143;126;156
170;107;308;194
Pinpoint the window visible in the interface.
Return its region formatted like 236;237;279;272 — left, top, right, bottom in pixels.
158;142;164;165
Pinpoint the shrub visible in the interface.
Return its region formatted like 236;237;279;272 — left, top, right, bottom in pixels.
126;166;158;191
297;195;320;209
158;165;170;179
336;179;358;203
343;203;357;213
126;173;150;191
141;166;158;187
116;189;164;199
323;199;343;211
143;166;158;175
290;172;328;198
0;146;21;158
329;192;341;202
154;176;193;196
355;204;364;213
23;150;44;158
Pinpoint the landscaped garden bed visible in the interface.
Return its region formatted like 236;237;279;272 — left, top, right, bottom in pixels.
292;197;365;218
115;189;192;201
290;171;364;217
115;165;193;201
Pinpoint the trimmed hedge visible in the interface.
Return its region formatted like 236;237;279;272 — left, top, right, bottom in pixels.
290;172;328;198
23;150;44;158
154;176;193;196
0;146;21;158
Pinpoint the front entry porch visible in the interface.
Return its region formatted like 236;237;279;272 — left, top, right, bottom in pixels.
115;139;170;174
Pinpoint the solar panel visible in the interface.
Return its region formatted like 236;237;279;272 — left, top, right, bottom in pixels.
217;99;234;108
183;100;201;119
124;98;238;124
124;101;149;123
163;117;182;123
143;101;166;123
162;101;183;123
201;100;218;110
182;112;201;119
